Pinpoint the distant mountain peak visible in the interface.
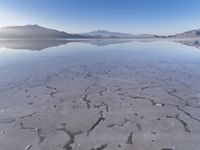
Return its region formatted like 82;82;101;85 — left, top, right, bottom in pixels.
82;30;134;38
92;30;112;33
0;24;85;39
26;24;39;26
25;24;41;28
95;29;108;32
173;28;200;38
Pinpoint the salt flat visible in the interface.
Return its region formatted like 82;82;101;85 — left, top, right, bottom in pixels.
0;40;200;150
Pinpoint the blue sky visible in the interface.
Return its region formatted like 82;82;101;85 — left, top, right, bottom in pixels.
0;0;200;34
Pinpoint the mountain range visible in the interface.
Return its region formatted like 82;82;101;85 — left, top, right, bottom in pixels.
0;24;200;39
173;29;200;38
81;30;155;38
0;25;88;39
81;30;134;38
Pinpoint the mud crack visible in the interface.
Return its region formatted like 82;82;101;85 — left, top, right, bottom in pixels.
126;132;133;145
57;124;83;150
166;114;191;133
87;111;106;136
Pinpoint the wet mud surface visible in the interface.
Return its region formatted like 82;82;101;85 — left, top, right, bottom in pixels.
0;40;200;150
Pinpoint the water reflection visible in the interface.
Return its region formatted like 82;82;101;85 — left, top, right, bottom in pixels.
177;39;200;49
0;39;75;51
0;39;133;51
0;40;200;150
1;39;200;51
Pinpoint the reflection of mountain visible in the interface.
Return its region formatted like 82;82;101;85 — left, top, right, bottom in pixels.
4;39;200;51
178;40;200;49
0;39;134;51
84;39;133;46
0;39;73;51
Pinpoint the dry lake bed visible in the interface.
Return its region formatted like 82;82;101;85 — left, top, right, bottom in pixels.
0;39;200;150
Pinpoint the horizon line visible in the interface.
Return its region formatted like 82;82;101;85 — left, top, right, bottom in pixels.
0;24;199;36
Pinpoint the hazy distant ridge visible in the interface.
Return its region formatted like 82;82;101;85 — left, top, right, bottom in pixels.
173;29;200;38
0;25;156;39
0;24;200;39
81;30;134;38
0;25;86;39
81;30;155;38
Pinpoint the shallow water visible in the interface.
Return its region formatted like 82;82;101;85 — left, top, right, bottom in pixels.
0;39;200;150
